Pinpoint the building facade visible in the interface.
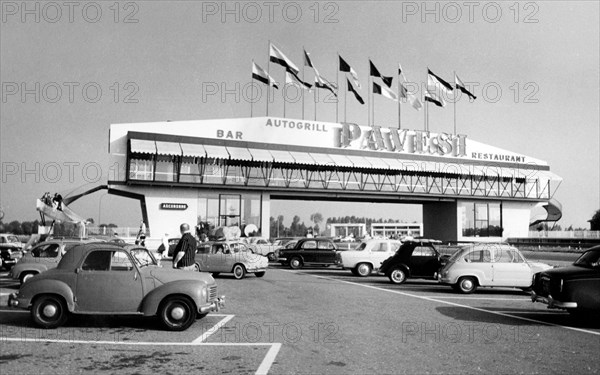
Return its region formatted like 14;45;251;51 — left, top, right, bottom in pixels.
105;117;561;244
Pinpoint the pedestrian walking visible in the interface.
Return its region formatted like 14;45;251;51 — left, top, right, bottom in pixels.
173;223;197;271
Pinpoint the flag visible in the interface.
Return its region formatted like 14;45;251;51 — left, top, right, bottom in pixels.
314;75;337;97
369;60;393;88
409;94;423;110
398;63;408;82
304;49;313;68
455;74;477;100
424;89;446;107
427;69;453;95
347;78;364;104
285;69;312;90
252;62;279;89
373;82;397;101
339;55;361;88
269;43;300;74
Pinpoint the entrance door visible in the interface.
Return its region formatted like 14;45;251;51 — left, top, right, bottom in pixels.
219;194;241;227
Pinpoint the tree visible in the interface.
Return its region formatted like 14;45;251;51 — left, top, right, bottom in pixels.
590;209;600;230
86;218;95;225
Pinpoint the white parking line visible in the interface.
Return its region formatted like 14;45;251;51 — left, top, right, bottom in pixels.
256;343;282;375
293;271;600;337
427;296;529;301
192;314;235;343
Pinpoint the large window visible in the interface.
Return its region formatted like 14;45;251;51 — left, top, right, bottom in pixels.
460;202;502;237
129;158;153;180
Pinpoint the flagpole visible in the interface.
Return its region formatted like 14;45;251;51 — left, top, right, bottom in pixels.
283;82;286;118
344;79;347;123
266;40;271;116
301;48;305;120
336;53;339;123
453;70;457;135
314;85;317;121
425;69;428;131
397;64;401;129
367;58;371;126
251;60;254;118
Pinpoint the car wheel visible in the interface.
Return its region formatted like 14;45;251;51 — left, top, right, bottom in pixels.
388;268;407;284
457;277;478;294
350;268;359;276
193;263;200;272
31;295;68;329
267;253;277;262
20;272;38;285
159;296;196;331
255;271;266;278
355;263;372;277
232;264;246;279
289;257;303;269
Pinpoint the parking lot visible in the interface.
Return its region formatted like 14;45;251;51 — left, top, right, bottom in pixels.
1;261;599;374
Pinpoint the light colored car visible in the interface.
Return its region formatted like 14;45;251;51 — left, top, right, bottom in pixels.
10;239;99;284
243;237;279;261
438;243;552;293
195;241;269;279
335;239;402;276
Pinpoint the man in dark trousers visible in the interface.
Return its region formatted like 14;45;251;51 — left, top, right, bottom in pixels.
172;223;197;271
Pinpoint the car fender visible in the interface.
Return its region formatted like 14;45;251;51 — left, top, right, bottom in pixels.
11;263;50;279
141;280;206;316
19;279;75;311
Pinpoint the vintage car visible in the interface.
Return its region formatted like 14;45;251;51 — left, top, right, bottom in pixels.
242;237;279;261
0;233;24;270
335;239;402;276
438;243;552;293
279;238;338;269
379;240;447;283
195;241;268;279
8;243;224;331
531;245;600;316
10;239;100;284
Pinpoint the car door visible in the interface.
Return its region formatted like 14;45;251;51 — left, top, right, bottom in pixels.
371;241;392;268
75;249;143;313
31;243;62;266
492;248;531;287
195;244;212;271
317;241;336;263
300;240;318;263
463;248;494;286
409;246;431;277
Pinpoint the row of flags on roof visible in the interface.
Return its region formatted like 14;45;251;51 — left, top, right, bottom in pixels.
252;42;477;129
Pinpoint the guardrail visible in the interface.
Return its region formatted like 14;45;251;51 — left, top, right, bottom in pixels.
529;230;600;239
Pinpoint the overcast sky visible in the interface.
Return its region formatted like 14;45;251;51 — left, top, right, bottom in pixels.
1;1;598;229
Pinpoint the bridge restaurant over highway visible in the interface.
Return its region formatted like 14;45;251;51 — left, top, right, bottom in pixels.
105;117;561;244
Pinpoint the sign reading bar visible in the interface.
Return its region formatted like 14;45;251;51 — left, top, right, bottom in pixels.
160;203;188;210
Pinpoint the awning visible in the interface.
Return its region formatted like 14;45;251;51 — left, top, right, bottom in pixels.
130;139;156;154
309;153;336;167
226;146;253;161
289;151;317;165
363;156;391;170
203;144;230;160
247;148;274;162
155;141;182;156
327;154;354;168
180;143;206;158
345;155;373;169
269;150;296;164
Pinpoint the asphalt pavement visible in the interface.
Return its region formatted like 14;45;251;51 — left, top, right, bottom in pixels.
0;259;598;374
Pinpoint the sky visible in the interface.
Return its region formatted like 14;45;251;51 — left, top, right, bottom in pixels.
1;1;599;230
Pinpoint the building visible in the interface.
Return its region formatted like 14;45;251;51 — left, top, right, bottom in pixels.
72;116;560;245
371;223;423;238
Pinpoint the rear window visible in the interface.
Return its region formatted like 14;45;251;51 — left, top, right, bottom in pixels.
301;240;317;249
465;249;492;263
32;243;61;258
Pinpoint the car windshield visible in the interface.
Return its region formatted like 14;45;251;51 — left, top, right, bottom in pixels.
355;242;368;251
573;250;600;268
131;248;157;267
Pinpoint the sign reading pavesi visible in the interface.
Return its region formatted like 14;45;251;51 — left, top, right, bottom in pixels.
110;117;542;165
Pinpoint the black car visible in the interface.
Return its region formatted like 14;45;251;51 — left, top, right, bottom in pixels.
531;245;600;317
379;240;447;284
0;234;24;270
279;238;338;269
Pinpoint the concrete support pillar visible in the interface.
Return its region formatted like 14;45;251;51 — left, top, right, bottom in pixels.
423;201;458;242
261;193;271;238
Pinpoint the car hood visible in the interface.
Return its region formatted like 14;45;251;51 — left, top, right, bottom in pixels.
529;262;553;273
148;266;214;285
538;265;600;279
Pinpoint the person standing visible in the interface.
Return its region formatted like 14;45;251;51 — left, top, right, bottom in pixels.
173;223;197;271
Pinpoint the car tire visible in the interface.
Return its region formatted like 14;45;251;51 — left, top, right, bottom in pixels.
457;277;478;294
267;253;277;262
355;263;372;277
388;268;407;284
232;264;246;280
31;295;68;329
289;257;303;269
20;272;38;285
255;271;266;278
350;268;359;276
193;263;200;272
159;296;196;331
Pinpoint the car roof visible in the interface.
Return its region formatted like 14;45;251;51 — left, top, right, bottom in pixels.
57;243;146;269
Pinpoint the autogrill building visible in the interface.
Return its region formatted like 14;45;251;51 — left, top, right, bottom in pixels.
101;117;561;243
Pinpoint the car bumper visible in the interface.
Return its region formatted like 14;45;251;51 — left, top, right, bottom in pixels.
7;293;29;309
530;291;577;309
199;296;225;314
248;267;268;273
2;259;17;268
